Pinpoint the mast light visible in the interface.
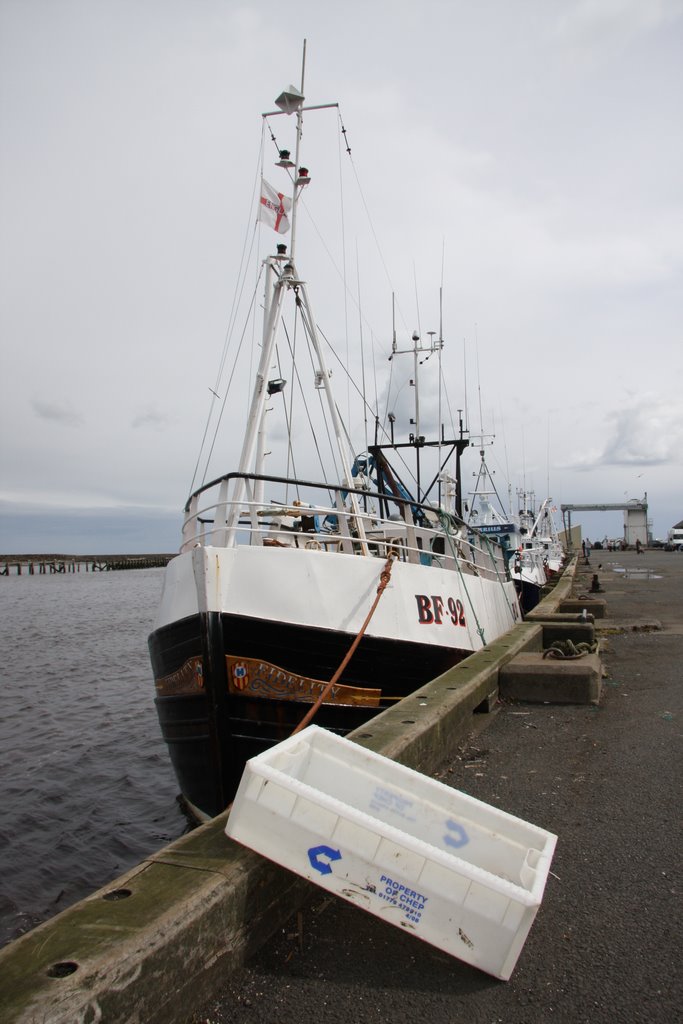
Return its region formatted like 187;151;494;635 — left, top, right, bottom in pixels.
267;378;287;396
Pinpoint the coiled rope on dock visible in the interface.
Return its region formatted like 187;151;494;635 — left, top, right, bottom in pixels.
543;639;599;660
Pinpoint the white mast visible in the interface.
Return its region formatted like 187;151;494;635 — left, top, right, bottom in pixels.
224;51;368;549
391;326;443;501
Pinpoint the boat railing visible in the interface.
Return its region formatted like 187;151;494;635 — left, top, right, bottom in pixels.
180;472;508;582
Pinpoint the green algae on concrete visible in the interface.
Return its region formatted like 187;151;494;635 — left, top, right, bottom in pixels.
1;826;309;1024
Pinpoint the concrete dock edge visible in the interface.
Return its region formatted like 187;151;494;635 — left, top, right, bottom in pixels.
2;562;578;1023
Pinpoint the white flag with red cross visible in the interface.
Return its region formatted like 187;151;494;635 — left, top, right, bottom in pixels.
258;180;291;234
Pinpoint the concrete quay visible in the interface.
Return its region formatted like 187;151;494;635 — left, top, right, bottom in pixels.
192;549;682;1024
2;551;680;1022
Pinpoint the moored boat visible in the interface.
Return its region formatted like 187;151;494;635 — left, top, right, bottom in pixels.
529;497;565;574
148;64;521;820
466;449;548;611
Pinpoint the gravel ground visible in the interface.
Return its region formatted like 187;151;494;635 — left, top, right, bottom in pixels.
191;550;682;1024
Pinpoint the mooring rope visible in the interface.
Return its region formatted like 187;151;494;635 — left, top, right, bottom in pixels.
437;511;487;647
292;552;397;734
543;639;598;660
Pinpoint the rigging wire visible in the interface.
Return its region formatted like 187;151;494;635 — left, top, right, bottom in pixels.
463;337;469;435
296;298;343;485
336;110;351;427
271;106;408;397
295;191;392;375
475;322;484;441
413;262;422;341
188;135;265;495
279;318;330;490
200;263;265;486
215;132;267;391
438;511;487;647
356;242;370;458
439;367;457;437
338;109;410;339
437;243;445;500
497;406;513;512
314;322;418;487
191;103;451;509
278;309;299;493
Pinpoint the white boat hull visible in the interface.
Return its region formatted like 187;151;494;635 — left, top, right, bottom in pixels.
156;544;519;655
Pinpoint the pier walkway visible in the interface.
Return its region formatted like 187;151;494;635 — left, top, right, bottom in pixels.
192;550;682;1024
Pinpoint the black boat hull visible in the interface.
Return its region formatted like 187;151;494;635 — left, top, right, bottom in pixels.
149;610;466;819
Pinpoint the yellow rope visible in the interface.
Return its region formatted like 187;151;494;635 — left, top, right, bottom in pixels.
292;552;396;734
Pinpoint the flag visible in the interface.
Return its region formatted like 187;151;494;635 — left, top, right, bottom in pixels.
258;180;291;234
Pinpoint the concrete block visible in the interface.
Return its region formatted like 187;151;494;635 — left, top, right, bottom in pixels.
541;622;596;648
499;652;602;705
524;611;595;624
558;598;607;619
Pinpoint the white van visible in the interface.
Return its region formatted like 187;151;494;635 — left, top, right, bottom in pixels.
667;522;683;550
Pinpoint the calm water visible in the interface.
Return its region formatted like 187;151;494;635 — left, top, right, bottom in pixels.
0;568;189;948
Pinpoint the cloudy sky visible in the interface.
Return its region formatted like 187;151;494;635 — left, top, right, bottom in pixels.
1;0;681;554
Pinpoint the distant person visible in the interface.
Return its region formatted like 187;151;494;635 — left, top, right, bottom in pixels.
582;540;586;558
636;539;643;554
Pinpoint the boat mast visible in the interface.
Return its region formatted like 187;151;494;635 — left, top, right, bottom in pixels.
531;496;550;537
390;327;443;501
288;40;306;262
224;261;288;544
466;434;509;525
437;285;443;506
225;50;368;549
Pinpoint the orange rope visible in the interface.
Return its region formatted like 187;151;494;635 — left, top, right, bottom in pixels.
292;552;397;735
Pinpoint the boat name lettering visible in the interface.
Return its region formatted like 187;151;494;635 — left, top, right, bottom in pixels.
415;594;466;627
225;656;382;707
154;656;204;696
255;661;339;699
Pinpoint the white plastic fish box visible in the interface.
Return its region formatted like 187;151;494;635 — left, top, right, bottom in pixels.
225;725;557;980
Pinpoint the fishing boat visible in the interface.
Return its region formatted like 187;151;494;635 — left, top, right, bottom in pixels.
148;65;521;820
466;447;548;611
529;498;565;575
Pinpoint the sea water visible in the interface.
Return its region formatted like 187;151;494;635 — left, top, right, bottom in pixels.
0;568;188;947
